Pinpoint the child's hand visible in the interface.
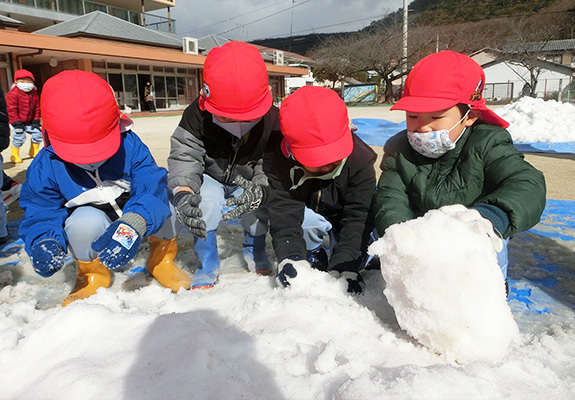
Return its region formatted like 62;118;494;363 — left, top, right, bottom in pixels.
30;238;67;277
329;270;365;294
173;191;207;239
92;213;146;270
276;258;310;288
222;176;267;221
439;205;503;252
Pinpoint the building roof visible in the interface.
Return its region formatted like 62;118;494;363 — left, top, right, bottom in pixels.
251;44;313;66
0;14;23;25
198;34;231;54
33;11;181;49
502;39;575;54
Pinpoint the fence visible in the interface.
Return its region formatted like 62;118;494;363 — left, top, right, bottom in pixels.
484;78;575;104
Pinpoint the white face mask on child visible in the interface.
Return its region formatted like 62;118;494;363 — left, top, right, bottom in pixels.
17;82;34;92
212;115;260;139
407;108;471;159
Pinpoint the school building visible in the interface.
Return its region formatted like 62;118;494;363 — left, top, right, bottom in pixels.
0;0;308;112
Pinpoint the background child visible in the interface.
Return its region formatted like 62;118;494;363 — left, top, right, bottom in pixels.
5;69;42;163
373;50;546;282
267;86;376;294
19;70;190;307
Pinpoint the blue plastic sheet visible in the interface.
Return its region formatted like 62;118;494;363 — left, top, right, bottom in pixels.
352;118;575;154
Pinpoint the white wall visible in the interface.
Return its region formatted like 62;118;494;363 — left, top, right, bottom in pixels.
483;61;572;99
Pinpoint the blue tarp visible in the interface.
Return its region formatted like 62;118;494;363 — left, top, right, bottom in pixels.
352;118;575;154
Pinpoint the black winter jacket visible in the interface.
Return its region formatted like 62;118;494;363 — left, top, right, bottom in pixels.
0;86;10;152
168;97;281;192
267;134;377;273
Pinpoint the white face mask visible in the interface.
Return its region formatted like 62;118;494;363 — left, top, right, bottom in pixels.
407;108;471;159
212;115;260;139
17;82;34;92
74;160;107;171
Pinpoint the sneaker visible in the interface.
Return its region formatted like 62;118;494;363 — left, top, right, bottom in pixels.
306;246;329;272
2;182;22;206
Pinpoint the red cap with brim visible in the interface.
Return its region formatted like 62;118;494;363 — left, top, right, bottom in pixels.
391;50;509;128
199;41;272;121
279;86;353;168
14;69;34;81
41;70;125;164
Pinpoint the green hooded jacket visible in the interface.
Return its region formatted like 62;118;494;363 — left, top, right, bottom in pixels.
373;123;546;238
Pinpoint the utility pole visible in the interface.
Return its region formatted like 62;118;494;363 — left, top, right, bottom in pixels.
402;0;408;88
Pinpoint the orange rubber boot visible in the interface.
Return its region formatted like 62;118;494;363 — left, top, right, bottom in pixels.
62;258;112;307
147;236;191;291
29;142;40;158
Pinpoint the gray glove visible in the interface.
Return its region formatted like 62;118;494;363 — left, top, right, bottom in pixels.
173;191;207;239
222;176;267;221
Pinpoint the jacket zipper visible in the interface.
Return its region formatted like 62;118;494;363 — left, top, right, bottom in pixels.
223;146;240;184
314;189;322;213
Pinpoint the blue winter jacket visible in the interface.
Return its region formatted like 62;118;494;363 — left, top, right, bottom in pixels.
19;131;170;255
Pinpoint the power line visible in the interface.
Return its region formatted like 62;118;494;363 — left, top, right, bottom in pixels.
181;0;290;36
254;13;389;40
216;0;313;36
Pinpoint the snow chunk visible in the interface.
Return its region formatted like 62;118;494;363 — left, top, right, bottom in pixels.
495;97;575;143
369;205;519;363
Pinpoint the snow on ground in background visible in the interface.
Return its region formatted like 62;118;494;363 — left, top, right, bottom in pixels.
496;97;575;143
369;205;518;364
0;217;574;399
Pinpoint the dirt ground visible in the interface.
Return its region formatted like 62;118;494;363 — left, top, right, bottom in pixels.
2;105;573;222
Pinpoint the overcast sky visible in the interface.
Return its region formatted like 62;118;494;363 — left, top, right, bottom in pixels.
169;0;406;41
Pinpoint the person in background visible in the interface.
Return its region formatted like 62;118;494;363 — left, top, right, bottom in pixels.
373;50;546;291
267;86;377;294
0;84;11;244
19;70;190;307
168;41;280;289
5;69;42;163
144;82;156;113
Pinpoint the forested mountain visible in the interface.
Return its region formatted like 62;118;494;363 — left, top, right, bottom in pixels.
251;0;574;56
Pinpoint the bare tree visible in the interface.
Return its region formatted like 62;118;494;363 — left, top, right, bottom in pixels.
498;17;563;97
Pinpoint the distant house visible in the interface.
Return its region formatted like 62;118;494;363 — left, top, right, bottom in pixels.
470;48;574;102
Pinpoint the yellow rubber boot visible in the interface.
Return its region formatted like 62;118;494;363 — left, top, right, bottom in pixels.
29;142;40;158
147;236;191;291
10;146;22;164
62;259;112;307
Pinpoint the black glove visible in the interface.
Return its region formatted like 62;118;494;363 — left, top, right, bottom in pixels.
330;270;365;294
173;190;207;239
11;121;24;133
222;176;267;221
276;258;310;288
31;120;41;131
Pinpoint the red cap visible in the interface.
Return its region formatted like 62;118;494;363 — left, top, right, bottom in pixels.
199;41;272;120
279;86;353;168
391;51;509;128
41;70;128;163
14;69;34;81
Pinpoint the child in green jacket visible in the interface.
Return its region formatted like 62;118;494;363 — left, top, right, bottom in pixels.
373;50;546;281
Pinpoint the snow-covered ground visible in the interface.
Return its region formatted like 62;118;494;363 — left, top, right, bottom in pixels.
0;99;574;399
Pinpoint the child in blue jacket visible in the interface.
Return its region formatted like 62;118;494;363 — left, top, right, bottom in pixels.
19;70;190;306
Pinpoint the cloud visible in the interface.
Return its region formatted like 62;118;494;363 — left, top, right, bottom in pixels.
171;0;405;41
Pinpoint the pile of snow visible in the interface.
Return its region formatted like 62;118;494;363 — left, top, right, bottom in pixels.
369;205;519;363
495;97;575;143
